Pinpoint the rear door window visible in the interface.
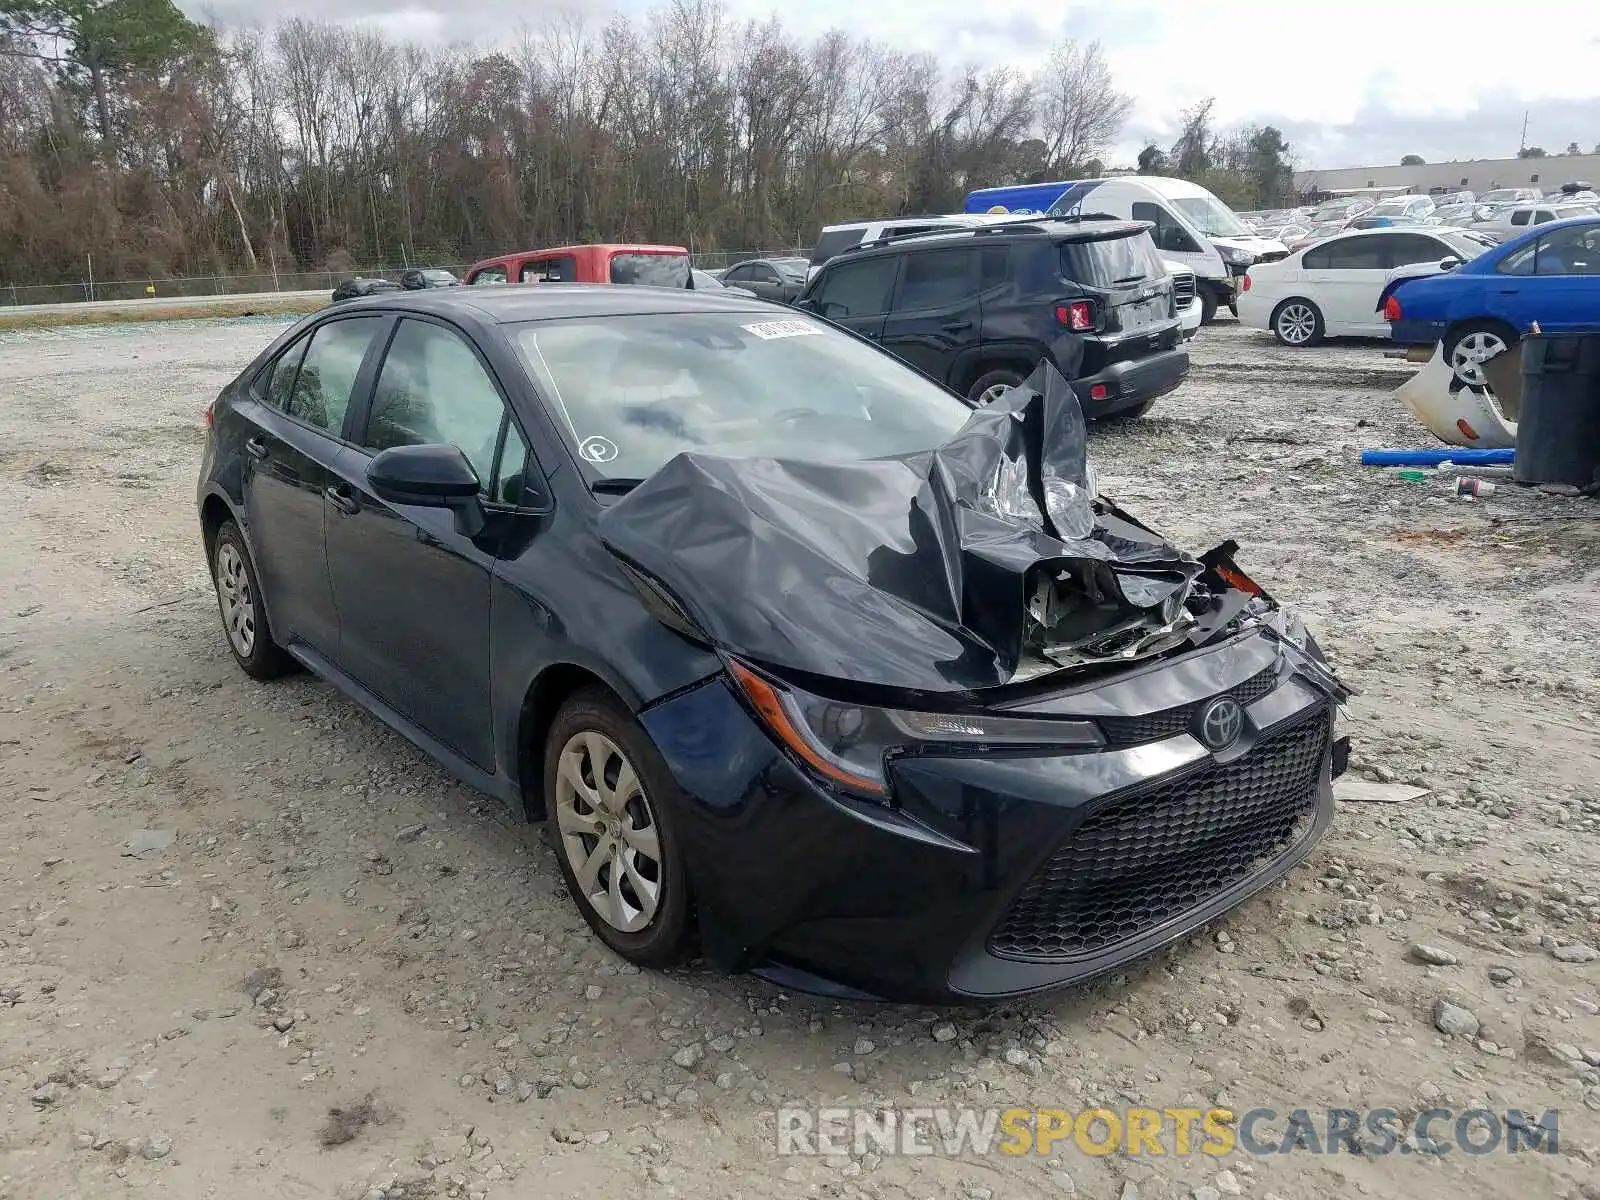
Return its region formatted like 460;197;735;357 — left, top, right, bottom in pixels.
285;317;385;436
470;265;508;285
1062;232;1165;285
813;257;898;317
892;249;976;311
980;246;1009;291
261;336;310;410
1316;236;1387;269
610;253;690;287
1385;234;1452;268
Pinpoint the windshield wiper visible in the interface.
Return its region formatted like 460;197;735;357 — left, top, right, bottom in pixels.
590;477;646;495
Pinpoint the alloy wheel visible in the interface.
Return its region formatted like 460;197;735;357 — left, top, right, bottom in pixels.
1449;331;1507;387
554;730;663;933
1275;303;1317;345
981;383;1016;405
215;543;256;657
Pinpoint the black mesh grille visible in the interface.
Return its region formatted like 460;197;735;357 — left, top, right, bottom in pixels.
1098;667;1278;747
1172;273;1196;307
989;708;1330;961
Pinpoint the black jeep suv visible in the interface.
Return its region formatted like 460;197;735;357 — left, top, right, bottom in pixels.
796;218;1189;418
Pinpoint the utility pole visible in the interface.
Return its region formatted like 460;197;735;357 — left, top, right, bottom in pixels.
1519;110;1529;154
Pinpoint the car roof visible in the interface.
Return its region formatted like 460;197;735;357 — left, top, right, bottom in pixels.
338;283;773;324
818;215;982;233
824;216;1153;263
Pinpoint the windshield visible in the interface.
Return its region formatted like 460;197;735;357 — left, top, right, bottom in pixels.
1311;199;1367;221
609;253;691;288
690;270;725;290
773;259;809;280
1170;195;1250;237
1062;231;1166;286
513;312;974;483
1439;231;1495;259
422;269;457;284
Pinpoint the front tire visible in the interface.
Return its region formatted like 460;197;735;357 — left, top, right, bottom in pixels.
544;687;691;968
1199;291;1219;325
211;520;292;680
1271;298;1324;347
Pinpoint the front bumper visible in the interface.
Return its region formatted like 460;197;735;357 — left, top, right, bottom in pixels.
1072;344;1190;417
1179;299;1203;339
640;635;1340;1003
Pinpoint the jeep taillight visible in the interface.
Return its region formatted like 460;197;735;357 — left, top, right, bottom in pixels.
1055;300;1095;331
1383;294;1402;321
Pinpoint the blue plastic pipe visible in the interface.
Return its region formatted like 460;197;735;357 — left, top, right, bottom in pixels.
1361;448;1515;467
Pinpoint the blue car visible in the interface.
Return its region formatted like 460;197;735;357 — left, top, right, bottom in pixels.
1379;215;1600;384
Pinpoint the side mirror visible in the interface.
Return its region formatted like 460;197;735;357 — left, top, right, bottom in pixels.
367;444;486;537
1439;257;1462;272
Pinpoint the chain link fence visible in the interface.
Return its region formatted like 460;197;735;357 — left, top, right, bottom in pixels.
1;249;812;307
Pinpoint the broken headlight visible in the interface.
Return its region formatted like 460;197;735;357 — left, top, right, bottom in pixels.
727;660;1102;800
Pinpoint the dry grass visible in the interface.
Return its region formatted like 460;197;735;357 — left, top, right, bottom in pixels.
0;296;322;330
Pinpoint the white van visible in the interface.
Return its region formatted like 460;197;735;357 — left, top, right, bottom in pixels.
965;176;1288;323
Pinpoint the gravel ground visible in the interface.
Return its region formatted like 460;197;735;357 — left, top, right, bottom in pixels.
2;316;1598;1200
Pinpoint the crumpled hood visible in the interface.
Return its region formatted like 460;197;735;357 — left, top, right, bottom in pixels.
596;363;1205;694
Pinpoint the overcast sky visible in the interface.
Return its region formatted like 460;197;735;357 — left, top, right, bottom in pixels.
183;0;1600;170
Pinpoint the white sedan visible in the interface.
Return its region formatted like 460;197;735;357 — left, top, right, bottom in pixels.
1237;227;1495;346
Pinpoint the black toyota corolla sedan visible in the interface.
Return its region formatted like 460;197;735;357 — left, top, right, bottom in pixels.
197;285;1350;1003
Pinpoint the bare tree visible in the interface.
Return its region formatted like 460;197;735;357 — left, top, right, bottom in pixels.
1036;40;1127;174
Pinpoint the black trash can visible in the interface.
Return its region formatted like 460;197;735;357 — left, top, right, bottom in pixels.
1514;333;1600;488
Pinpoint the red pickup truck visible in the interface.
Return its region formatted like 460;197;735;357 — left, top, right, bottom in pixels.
463;244;691;288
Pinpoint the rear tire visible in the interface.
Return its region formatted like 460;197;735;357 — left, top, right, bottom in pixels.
967;367;1027;405
544;687;692;968
1443;320;1518;387
1199;291;1219;325
1271;298;1324;347
211;521;293;680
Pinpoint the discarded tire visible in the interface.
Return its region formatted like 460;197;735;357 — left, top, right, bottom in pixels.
1513;334;1600;489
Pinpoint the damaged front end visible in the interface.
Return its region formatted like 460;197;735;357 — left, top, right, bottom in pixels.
600;363;1352;999
598;360;1339;702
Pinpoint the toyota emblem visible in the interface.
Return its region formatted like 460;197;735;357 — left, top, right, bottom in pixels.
1196;697;1244;750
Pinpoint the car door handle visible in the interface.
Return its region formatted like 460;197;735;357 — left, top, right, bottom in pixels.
244;437;269;461
942;320;973;331
324;485;360;515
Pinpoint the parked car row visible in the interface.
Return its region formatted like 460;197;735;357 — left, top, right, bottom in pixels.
1380;214;1600;383
372;199;1206;424
1237;226;1497;345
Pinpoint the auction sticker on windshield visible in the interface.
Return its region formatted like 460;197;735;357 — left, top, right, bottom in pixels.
743;320;824;341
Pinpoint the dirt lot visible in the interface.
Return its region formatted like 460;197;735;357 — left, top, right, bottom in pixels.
2;316;1599;1200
